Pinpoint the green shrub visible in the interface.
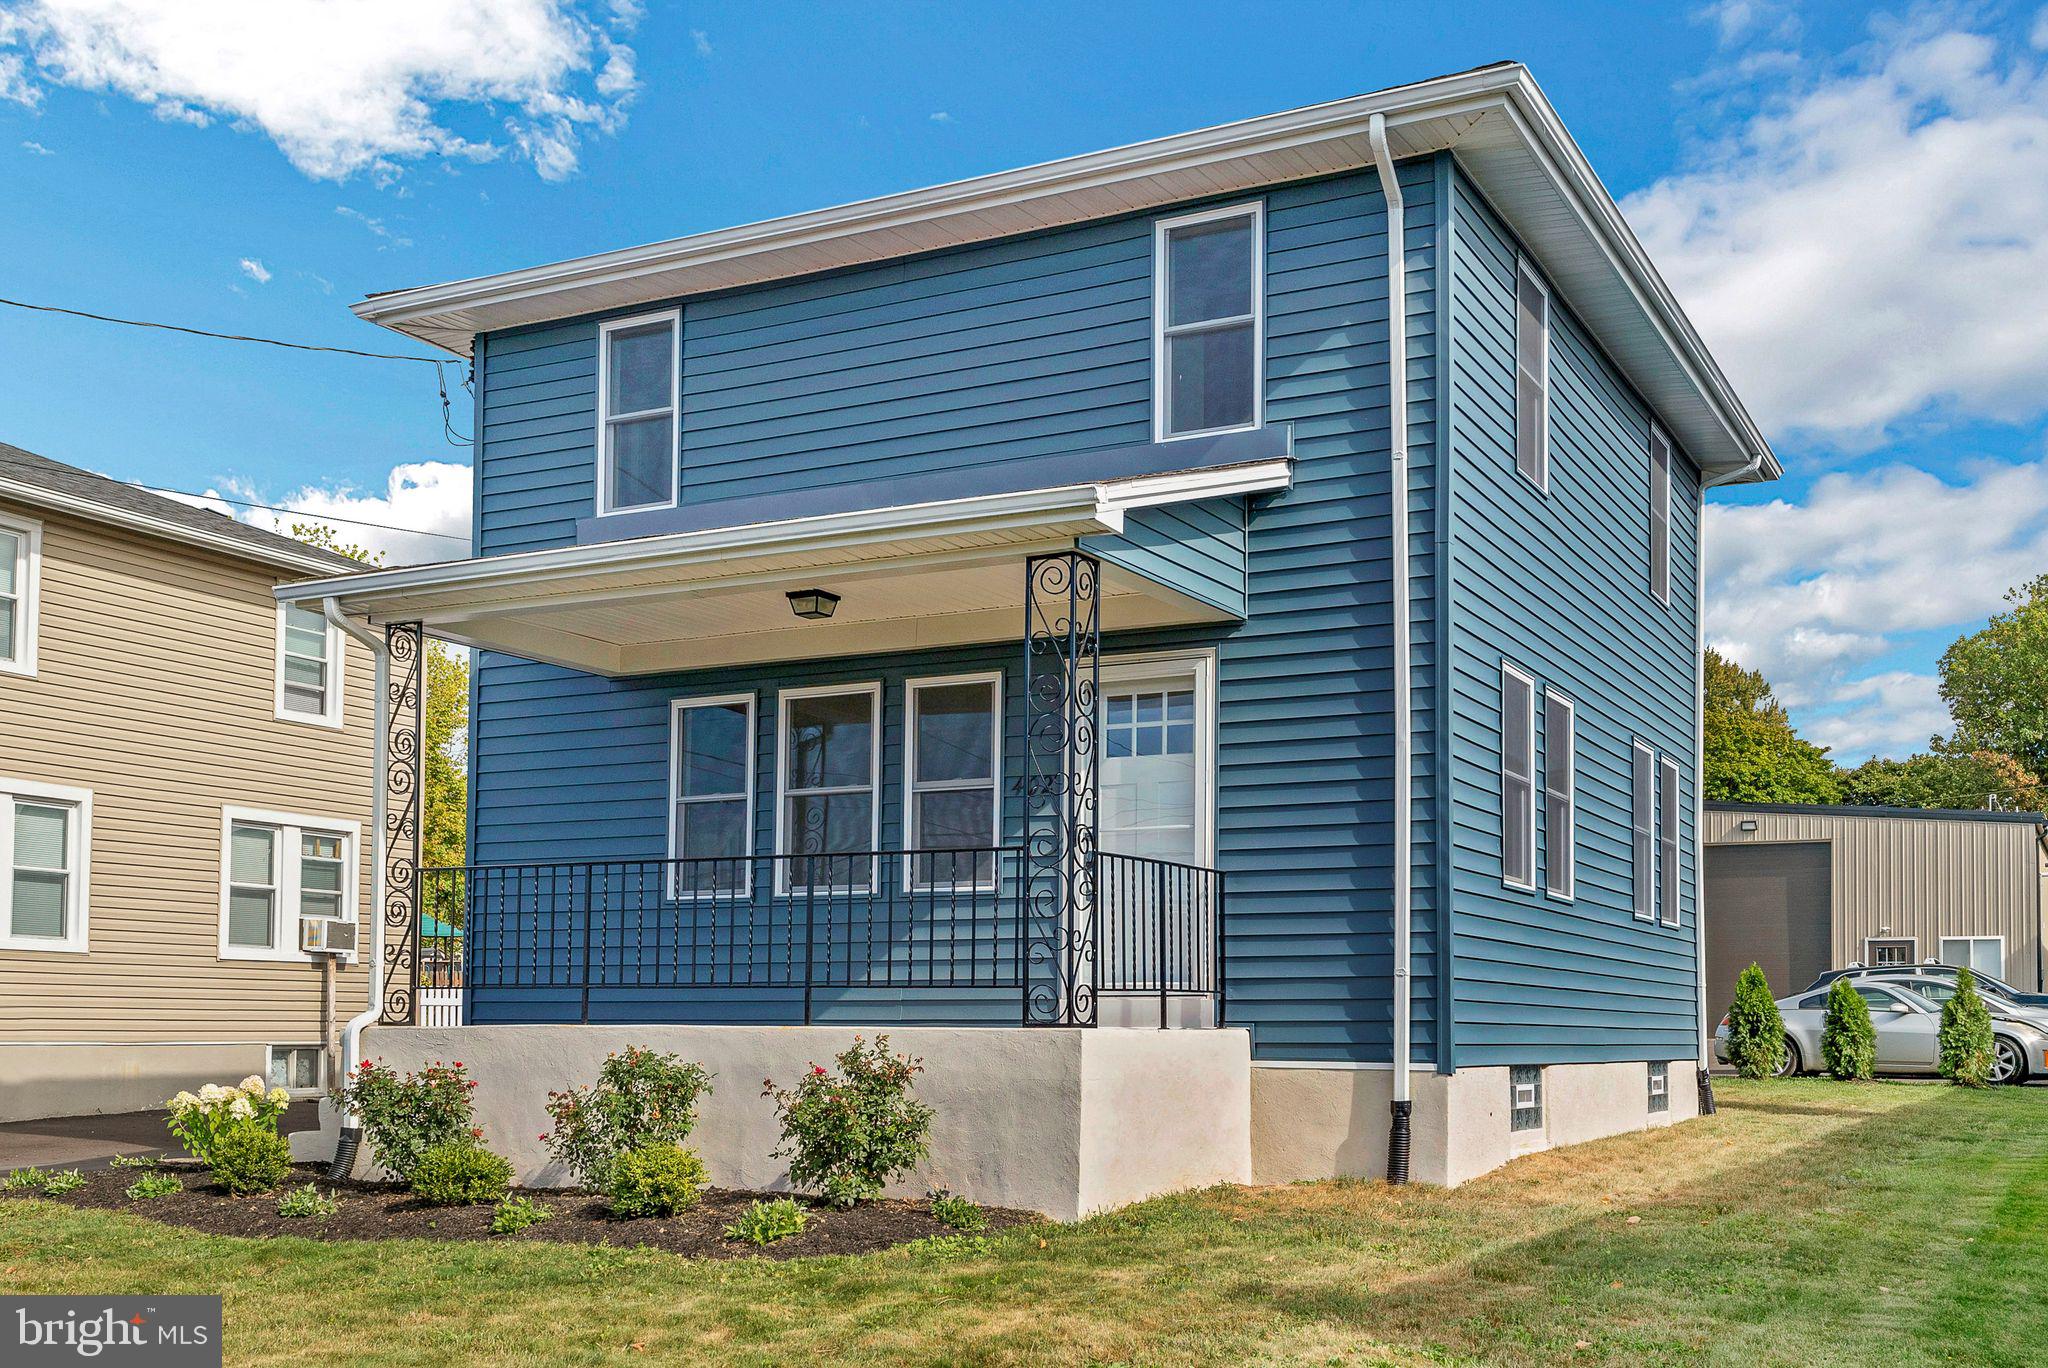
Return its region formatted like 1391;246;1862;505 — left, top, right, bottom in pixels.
330;1059;481;1184
107;1153;161;1169
409;1142;513;1206
542;1047;713;1191
166;1077;290;1168
40;1170;85;1195
489;1195;553;1235
4;1168;42;1191
124;1173;181;1201
766;1036;934;1208
207;1122;292;1195
1820;978;1876;1080
1940;968;1997;1087
722;1197;809;1246
276;1183;340;1220
929;1190;987;1232
604;1144;707;1218
1725;964;1787;1079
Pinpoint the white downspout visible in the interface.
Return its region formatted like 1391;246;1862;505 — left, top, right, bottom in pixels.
1368;112;1415;1180
323;598;388;1157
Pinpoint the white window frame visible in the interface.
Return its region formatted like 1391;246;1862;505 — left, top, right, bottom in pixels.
1939;935;2005;979
1099;648;1220;867
1542;689;1575;901
1153;201;1265;443
0;510;41;678
774;682;882;894
1649;423;1673;606
273;601;344;729
0;777;91;953
667;692;756;899
267;1043;326;1097
903;671;1003;892
1514;257;1551;492
594;309;681;517
1863;937;1919;968
1500;663;1537;892
1658;755;1682;927
218;806;359;963
1631;741;1655;923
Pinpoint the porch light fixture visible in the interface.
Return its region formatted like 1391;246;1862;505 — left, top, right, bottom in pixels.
786;588;840;621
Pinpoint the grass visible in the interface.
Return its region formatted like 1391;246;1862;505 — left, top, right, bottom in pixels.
2;1079;2045;1365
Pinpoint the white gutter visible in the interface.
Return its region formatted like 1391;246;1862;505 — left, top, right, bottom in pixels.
323;598;388;1128
1369;112;1417;1178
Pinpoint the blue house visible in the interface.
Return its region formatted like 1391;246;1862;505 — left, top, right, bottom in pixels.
288;63;1778;1197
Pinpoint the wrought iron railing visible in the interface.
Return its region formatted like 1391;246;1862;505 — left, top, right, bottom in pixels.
422;846;1223;1027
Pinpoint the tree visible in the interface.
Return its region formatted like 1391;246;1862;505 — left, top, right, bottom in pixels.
1819;978;1875;1081
1840;742;2044;813
1942;575;2048;781
1725;963;1787;1079
289;521;385;568
1702;649;1842;804
1938;967;1996;1088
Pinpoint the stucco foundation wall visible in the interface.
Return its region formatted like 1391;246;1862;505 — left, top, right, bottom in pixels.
355;1025;1250;1221
0;1042;273;1123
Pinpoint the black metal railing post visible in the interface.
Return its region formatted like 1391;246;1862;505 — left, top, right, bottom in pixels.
1215;869;1228;1028
802;873;816;1025
579;868;595;1025
1156;859;1169;1029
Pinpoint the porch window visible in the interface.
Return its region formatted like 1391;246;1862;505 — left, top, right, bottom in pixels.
275;601;342;726
221;808;355;960
1;782;89;952
1658;756;1681;927
597;311;678;515
1631;741;1654;922
0;511;39;676
1154;203;1263;441
669;694;754;896
1515;258;1550;490
1649;425;1673;605
1500;663;1536;890
906;674;1000;888
778;684;879;891
1543;690;1575;899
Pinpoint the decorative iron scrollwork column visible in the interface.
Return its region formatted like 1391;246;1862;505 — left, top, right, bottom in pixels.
1022;552;1100;1026
379;621;424;1026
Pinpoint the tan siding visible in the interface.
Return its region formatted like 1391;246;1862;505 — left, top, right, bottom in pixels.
0;499;374;1047
1704;807;2048;991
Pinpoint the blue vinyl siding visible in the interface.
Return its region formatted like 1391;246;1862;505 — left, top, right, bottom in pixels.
1441;164;1701;1066
1083;497;1248;618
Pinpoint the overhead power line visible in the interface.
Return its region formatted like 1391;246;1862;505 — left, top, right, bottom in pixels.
136;483;472;546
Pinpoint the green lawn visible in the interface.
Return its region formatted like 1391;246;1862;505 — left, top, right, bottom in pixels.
4;1079;2046;1365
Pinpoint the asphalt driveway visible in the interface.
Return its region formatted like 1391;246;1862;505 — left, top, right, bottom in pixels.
0;1101;321;1171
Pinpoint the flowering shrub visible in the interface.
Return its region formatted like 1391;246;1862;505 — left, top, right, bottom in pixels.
542;1047;713;1190
764;1036;933;1209
125;1173;181;1201
410;1141;514;1206
166;1077;290;1167
603;1144;708;1217
330;1059;480;1183
207;1124;291;1195
723;1197;808;1246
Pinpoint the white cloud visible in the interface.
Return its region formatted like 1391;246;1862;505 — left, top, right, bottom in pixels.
929;111;952;124
1695;0;1800;48
335;204;411;248
1705;457;2048;759
1627;17;2048;440
176;461;473;566
19;138;51;154
0;0;638;181
689;28;711;58
237;256;270;284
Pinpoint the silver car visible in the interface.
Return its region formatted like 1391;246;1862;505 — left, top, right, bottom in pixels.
1715;980;2048;1084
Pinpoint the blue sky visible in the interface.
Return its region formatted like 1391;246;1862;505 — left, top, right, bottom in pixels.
4;1;2048;762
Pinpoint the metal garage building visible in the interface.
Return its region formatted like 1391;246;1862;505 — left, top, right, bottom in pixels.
1703;802;2048;1019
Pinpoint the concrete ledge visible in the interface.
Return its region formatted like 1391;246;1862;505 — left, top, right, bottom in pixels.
355;1024;1251;1221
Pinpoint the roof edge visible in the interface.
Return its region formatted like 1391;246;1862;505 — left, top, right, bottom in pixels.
0;473;353;576
1708;800;2047;826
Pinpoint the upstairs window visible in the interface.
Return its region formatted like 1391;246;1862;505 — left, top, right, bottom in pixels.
1659;756;1682;927
1500;664;1536;891
1;781;89;953
1631;741;1654;922
1155;203;1263;440
0;511;39;676
670;695;754;897
597;311;679;515
906;674;1000;889
275;602;342;728
1515;259;1550;489
1543;690;1575;899
1650;425;1673;604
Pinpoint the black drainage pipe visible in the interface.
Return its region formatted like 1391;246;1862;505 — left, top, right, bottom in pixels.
328;1125;362;1181
1386;1099;1413;1185
1697;1068;1718;1116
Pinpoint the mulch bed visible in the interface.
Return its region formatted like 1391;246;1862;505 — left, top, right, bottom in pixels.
3;1162;1039;1260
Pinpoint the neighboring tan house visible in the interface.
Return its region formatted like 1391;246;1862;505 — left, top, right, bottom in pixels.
0;442;373;1122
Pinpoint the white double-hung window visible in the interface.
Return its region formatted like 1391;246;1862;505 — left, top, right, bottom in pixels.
1649;425;1673;605
220;808;356;961
0;511;40;676
778;684;880;892
275;601;342;727
1659;756;1682;927
1515;258;1550;489
669;694;754;896
0;780;90;953
1543;690;1576;899
597;311;679;515
906;673;1000;889
1500;664;1536;891
1154;203;1263;440
1631;741;1655;922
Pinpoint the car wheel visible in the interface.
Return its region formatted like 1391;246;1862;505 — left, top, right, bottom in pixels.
1991;1036;2028;1085
1774;1036;1802;1077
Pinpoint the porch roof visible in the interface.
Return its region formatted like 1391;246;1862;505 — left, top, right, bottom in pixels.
277;452;1291;676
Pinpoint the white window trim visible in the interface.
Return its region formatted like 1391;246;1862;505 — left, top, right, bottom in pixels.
273;602;345;730
1099;649;1220;866
1631;740;1655;923
594;309;682;517
218;806;360;963
1152;200;1265;443
1649;422;1673;606
266;1042;326;1098
1658;755;1682;927
1500;662;1537;892
903;670;1003;892
774;681;882;894
1862;936;1919;968
1515;256;1551;493
666;692;756;899
1939;935;2004;977
0;776;91;954
1542;689;1575;901
0;509;43;678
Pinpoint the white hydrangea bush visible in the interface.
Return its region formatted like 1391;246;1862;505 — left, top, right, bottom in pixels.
166;1075;292;1164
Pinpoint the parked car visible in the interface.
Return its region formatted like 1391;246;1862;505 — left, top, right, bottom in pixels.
1804;963;2048;1008
1716;981;2047;1084
1863;972;2048;1029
